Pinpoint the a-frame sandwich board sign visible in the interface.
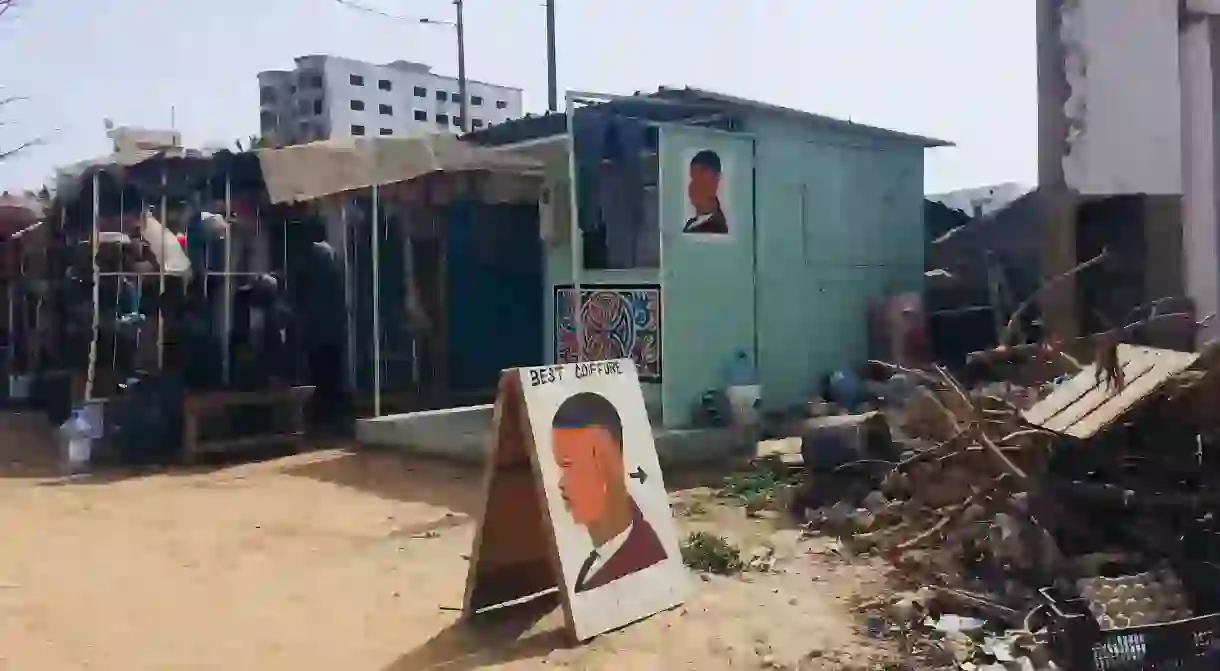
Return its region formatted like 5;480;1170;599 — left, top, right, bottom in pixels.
462;360;688;642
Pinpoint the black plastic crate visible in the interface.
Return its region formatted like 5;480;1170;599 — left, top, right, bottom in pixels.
1040;562;1220;670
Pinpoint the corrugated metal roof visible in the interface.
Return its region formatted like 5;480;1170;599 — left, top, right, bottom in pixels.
462;87;953;149
1022;345;1199;439
653;87;954;148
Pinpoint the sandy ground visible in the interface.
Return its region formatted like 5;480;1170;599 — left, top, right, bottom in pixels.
0;412;904;670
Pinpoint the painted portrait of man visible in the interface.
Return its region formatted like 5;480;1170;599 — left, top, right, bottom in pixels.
551;391;667;593
682;149;729;235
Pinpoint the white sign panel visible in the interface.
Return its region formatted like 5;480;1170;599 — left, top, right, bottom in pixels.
517;359;688;641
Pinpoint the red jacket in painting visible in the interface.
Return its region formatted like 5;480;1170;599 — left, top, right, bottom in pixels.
574;500;667;593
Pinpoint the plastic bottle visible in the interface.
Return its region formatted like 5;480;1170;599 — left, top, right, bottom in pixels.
828;369;866;408
724;350;762;432
726;350;759;387
58;409;93;475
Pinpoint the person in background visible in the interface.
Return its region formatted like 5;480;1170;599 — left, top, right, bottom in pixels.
231;273;292;390
185;195;230;288
290;216;349;434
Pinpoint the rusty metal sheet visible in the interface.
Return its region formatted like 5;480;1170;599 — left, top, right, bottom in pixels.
1021;345;1199;439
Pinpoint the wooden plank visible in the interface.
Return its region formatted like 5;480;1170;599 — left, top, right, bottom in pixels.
193;432;304;454
1024;345;1157;426
184;401;201;464
1063;352;1199;439
1022;362;1111;426
1039;355;1159;434
181;385;314;462
185;386;314;411
1023;345;1199;439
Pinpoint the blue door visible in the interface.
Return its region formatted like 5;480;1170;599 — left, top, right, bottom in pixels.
445;200;545;391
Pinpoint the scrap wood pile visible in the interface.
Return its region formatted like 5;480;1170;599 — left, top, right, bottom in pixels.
799;362;1060;607
769;305;1220;667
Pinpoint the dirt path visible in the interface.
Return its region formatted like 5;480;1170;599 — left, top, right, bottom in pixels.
0;413;902;670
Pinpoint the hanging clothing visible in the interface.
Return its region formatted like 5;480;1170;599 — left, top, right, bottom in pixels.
291;240;349;430
602;118;646;268
231;274;293;389
572;111;647;268
572;109;611;236
185;211;229;281
293;241;346;349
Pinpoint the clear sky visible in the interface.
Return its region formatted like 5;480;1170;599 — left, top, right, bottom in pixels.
0;0;1035;195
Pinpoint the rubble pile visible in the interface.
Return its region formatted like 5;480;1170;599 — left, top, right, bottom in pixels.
773;345;1220;669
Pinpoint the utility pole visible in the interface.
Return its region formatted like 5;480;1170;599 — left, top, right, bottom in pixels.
455;0;469;132
546;0;557;112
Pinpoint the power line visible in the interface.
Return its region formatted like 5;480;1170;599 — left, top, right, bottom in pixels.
333;0;448;25
334;0;467;132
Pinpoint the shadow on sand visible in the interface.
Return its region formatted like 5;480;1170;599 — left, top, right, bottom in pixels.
383;592;570;671
280;447;485;517
0;410;65;478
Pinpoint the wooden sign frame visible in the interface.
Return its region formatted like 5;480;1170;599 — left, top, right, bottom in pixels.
461;371;575;634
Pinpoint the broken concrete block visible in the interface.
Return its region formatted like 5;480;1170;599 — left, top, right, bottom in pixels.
899;387;956;440
823;501;856;529
850;509;878;532
862;490;890;514
755;436;803;461
770;482;802;514
887;597;921;625
806;397;834;417
799;411;897;474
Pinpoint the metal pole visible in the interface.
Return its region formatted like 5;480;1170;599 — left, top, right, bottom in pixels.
565;92;583;362
546;0;558;112
371;186;382;417
112;189;124;373
6;251;14;374
158;166;167;369
222;176;233;385
85;171;100;401
16;251;25;374
201;183;210;300
340;199;356;389
134;199;146;358
455;0;469;132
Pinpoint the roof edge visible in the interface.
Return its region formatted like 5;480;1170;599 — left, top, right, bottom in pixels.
656;87;954;148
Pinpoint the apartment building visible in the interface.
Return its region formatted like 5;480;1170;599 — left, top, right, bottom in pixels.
258;56;523;145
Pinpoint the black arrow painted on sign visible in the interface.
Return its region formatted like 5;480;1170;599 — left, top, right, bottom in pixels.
629;467;647;484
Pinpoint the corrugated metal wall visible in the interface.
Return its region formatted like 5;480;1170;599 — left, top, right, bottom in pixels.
751;116;926;411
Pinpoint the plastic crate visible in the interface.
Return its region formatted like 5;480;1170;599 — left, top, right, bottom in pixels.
1040;562;1220;670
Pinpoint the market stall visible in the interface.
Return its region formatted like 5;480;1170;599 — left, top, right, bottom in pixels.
30;131;542;466
0;191;49;401
255;132;544;417
49;148;310;459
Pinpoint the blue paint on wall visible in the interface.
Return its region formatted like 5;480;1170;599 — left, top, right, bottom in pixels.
540;108;928;428
749;116;926;411
445;200;545;390
657;127;757;428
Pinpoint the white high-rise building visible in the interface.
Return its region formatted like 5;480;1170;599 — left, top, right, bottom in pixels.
257;55;524;145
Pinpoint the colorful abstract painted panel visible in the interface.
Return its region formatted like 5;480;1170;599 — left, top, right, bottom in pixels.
554;285;662;382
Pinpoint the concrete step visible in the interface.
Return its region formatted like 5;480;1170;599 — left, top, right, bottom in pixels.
354;405;743;468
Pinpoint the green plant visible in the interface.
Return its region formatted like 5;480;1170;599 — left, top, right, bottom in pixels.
680;531;743;575
717;460;788;504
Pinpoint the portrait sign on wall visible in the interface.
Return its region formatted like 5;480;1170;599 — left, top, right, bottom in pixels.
463;359;688;642
680;147;733;240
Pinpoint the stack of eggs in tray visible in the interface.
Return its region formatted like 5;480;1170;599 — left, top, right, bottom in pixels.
1076;567;1193;630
